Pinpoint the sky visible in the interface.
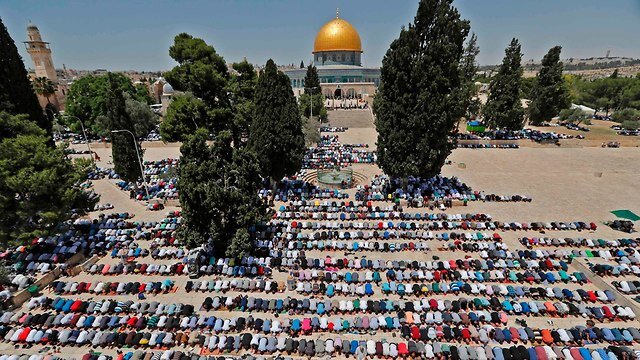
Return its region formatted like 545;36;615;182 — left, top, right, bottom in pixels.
1;0;639;71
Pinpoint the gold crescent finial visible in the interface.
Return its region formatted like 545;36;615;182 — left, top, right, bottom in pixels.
336;8;339;18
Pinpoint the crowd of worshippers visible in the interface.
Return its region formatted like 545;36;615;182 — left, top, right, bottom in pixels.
114;159;178;201
4;332;639;360
6;159;640;360
454;129;576;142
319;126;347;132
4;299;640;345
302;135;376;169
257;177;349;203
325;98;368;109
0;211;183;307
457;143;520;149
354;175;531;206
1;212;138;287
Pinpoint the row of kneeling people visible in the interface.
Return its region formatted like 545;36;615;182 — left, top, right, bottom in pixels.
11;312;637;344
91;332;640;360
591;264;640;277
85;262;269;277
200;295;635;321
277;219;594;232
3;344;638;360
279;229;501;241
267;254;575;271
50;280;175;295
288;279;594;298
27;297;196;316
279;239;432;251
400;324;640;345
283;268;587;284
520;237;639;249
186;279;280;293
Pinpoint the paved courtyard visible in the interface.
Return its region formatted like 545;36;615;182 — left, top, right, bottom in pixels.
6;111;640;358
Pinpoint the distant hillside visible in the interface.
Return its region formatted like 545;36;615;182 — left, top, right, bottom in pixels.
480;56;640;73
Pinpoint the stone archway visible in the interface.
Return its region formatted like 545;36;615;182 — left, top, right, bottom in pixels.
334;88;342;99
346;88;356;99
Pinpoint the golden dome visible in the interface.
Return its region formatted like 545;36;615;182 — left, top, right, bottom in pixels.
313;16;362;53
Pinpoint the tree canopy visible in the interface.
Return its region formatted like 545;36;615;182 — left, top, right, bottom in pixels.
573;77;640;116
0;111;96;245
558;107;590;124
65;73;152;134
374;0;470;179
528;46;571;125
162;33;236;141
612;108;640;130
303;65;321;95
248;59;305;182
159;93;209;142
177;129;265;258
0;17;49;135
459;33;481;118
227;59;258;145
483;38;526;130
299;64;326;121
104;73;144;184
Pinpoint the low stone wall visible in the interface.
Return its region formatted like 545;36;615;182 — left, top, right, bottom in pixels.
573;258;640;315
9;252;89;308
11;268;61;307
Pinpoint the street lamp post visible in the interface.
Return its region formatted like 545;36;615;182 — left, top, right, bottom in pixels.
65;115;94;165
304;86;321;121
111;129;151;200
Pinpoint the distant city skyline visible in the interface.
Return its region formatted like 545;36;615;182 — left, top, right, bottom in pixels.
1;0;639;71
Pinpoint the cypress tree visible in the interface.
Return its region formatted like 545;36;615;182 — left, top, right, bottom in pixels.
374;0;470;179
460;33;481;118
0;18;49;134
483;38;525;130
104;73;144;184
178;129;264;257
528;46;570;125
249;59;305;183
300;60;305;69
303;65;321;94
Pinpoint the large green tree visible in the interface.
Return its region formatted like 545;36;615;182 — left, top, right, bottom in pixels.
0;112;96;244
178;129;264;257
160;93;209;142
300;64;326;119
528;46;571;125
227;59;258;145
374;0;470;179
483;38;526;130
613;108;640;130
163;33;234;139
303;65;321;95
65;73;152;133
104;73;144;184
459;33;481;118
248;59;305;183
0;18;49;135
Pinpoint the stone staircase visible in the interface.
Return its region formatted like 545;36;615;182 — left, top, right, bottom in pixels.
300;168;369;189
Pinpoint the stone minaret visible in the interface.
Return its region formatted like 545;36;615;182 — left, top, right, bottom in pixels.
24;23;58;82
24;23;62;108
